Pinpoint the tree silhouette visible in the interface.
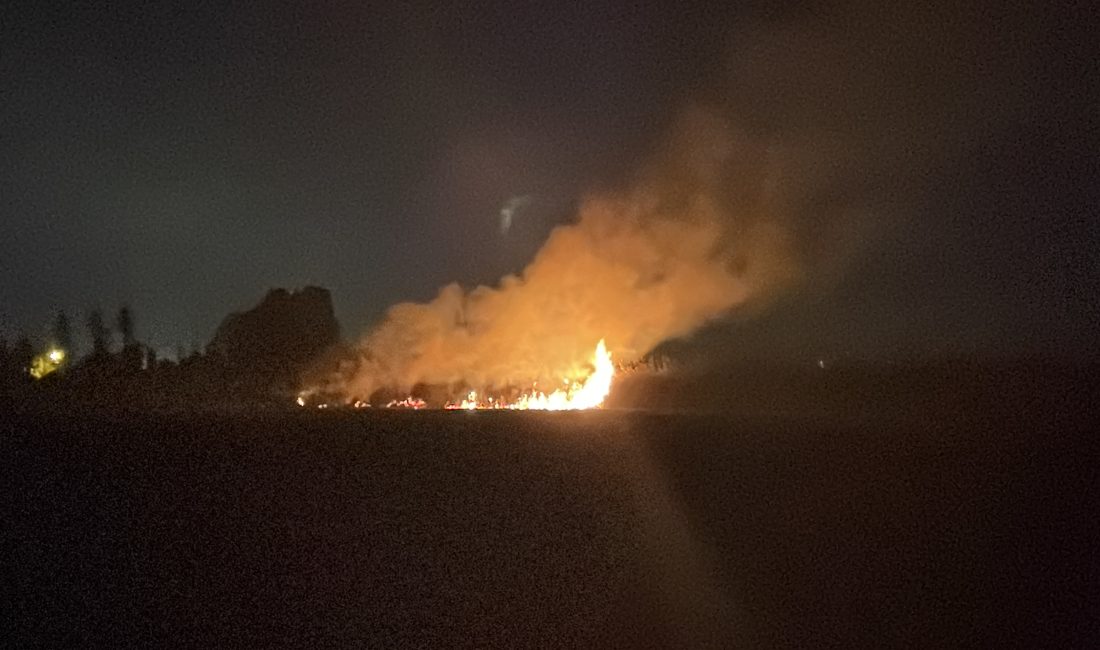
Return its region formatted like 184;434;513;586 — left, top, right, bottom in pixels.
14;335;34;377
52;311;73;352
117;305;135;348
87;308;109;358
117;305;143;373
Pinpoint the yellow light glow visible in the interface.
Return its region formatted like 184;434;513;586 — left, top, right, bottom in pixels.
30;347;66;380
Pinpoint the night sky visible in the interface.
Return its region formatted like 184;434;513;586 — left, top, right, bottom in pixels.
2;0;1096;361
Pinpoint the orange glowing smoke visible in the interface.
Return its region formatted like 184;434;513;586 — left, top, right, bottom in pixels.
302;111;801;407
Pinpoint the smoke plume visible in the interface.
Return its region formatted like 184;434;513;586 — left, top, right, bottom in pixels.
314;0;1034;400
316;109;798;400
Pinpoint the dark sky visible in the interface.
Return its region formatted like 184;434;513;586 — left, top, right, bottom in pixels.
2;0;1096;361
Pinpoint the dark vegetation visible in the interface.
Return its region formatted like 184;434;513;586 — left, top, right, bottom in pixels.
5;284;1090;420
1;287;339;410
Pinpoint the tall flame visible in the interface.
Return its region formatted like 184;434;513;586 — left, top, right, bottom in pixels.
447;339;613;410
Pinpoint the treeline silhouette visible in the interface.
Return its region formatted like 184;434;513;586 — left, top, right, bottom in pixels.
1;287;340;412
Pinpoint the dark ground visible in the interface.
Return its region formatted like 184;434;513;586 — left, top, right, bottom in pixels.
3;364;1098;648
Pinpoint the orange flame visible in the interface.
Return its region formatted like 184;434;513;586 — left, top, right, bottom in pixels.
445;339;614;410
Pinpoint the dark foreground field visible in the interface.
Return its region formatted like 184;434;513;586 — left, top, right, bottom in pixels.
3;367;1098;647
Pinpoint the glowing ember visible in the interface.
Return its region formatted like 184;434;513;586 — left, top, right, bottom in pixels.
387;397;427;409
296;341;614;410
444;339;614;411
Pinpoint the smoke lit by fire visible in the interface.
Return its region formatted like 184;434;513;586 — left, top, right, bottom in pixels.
304;111;798;408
